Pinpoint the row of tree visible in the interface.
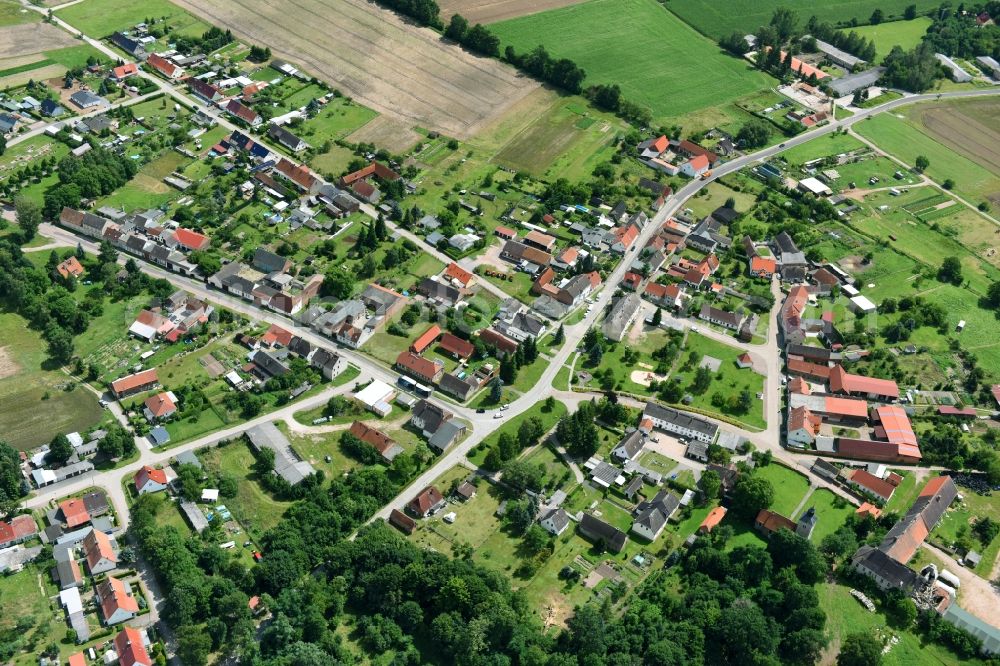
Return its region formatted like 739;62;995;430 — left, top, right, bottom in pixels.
42;147;139;219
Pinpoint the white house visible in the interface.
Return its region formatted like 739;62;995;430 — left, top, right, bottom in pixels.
680;155;710;178
539;507;569;536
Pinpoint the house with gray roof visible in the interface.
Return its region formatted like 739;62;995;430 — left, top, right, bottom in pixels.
245;421;315;485
611;430;646;462
643;401;719;443
579;513;628;552
632;489;680;541
602;293;642;342
428;420;466;452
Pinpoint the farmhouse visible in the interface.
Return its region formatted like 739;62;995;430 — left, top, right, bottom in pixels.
348;421;403;461
632;490;680;541
110;368;159;399
396;351;444;384
145;53;184;79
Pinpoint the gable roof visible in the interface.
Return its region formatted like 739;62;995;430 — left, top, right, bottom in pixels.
56;256;85;279
396;351;442;380
348;421;400;459
98;576;138;619
84;528;116;569
848;468;896;501
755;509;797;534
411;324;442;354
143;392;176;418
699;506;727;532
275;158;319;191
110;368;158;396
438;333;474;359
59;498;90;527
114;626;151;666
579;513;628;552
172;227;210;251
134;465;168;489
443;262;473;287
407;486;444;516
830;365;899;399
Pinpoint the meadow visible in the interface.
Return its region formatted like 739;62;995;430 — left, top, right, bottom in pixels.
854;113;1000;206
665;0;941;40
490;0;774;123
845;17;932;58
56;0;210;37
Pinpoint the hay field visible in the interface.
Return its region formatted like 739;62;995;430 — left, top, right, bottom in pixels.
490;0;774;122
437;0;586;24
0;21;76;59
172;0;538;140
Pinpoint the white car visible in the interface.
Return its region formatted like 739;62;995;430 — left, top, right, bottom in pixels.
494;412;503;419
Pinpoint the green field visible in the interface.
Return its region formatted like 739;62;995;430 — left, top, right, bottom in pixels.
846;17;932;58
793;488;854;543
56;0;209;38
0;0;37;26
490;0;774;123
855;113;999;205
199;441;293;539
665;0;940;40
754;462;810;516
0;312;103;449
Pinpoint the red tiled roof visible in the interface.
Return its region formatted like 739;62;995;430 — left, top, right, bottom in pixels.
750;256;776;275
938;406;977;417
84;528;117;570
59;498;90;528
134;465;168;490
115;626;151;666
687;154;709;171
275;158;318;191
262;324;293;347
649;135;668;153
68;653;86;666
677;139;718;163
143;392;176;418
443;262;473;287
875;405;918;449
495;226;516;238
524;230;555;249
919;475;952;498
787;358;831;380
699;506;727;533
614;224;639;248
479;328;518;354
338;161;401;186
145;53;180;78
113;63;138;79
789;406;821;435
829;365;899;399
410;324;442;354
856;502;882;519
781;285;810;331
99;576;139;620
755;509;797;534
836;438;921;462
0;515;37;545
848;469;896;501
622;272;642;289
439;333;474;360
173;227;210;251
823;396;869;419
396;351;442;381
349;421;398;456
226;99;259;123
788;377;810;395
407;485;444;516
56;256;85;279
110;368;158;396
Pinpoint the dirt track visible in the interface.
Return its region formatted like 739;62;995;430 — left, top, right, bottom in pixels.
437;0;586;24
0;21;76;58
911;104;1000;176
172;0;538;141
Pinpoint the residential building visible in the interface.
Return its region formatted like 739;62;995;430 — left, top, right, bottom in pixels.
698;304;746;331
142;391;177;421
97;576;139;625
602;293;642;342
540;507;570;536
428;420;466;452
439;372;479;401
83;528;117;574
611;430;646;462
56;256;85;280
145;53;183;79
134;466;168;495
643;401;718;443
787;406;821;446
268;123;308;151
396;351;444;384
407;486;445;518
245;422;315;485
851;545;919;591
632;490;680;541
0;515;38;549
110;368;158;399
845;468;896;504
111;63;139;81
699;506;727;534
59;498;91;528
410;400;453;438
114;626;152;666
348;421;403;461
579;513;628;552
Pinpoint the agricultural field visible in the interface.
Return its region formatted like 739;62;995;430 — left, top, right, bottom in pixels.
171;0;538;141
854;112;1000;206
665;0;940;40
0;0;36;26
437;0;586;24
845;17;932;58
490;0;775;123
0;312;103;450
55;0;209;38
0;21;76;62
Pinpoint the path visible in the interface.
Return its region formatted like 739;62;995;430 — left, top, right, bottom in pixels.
791;484;817;519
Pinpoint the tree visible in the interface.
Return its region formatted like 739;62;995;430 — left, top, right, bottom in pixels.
15;195;42;242
553;324;564;345
914;154;930;172
904;4;918;19
177;628;211;666
736;119;771;149
731;474;774;520
46;433;73;466
885;593;917;628
46;326;74;365
938;256;963;285
254;447;275;476
699;469;721;502
321;268;354;299
770;7;798;41
973;516;999;546
0;441;26;509
870;8;885;23
838;631;883;666
98;423;135;459
445;13;468;41
501;459;544;493
652;307;662;326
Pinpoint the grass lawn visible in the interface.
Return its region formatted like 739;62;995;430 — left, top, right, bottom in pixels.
490;0;774;124
199;440;293;539
845;17;933;58
99;149;191;210
854;113;999;205
666;0;940;40
0;312;102;449
793;488;854;543
468;399;567;466
296;97;378;145
683;181;757;220
45;44;108;70
0;0;36;26
285;428;363;480
56;0;209;37
929;489;1000;578
885;470;929;514
754;463;811;517
680;332;765;430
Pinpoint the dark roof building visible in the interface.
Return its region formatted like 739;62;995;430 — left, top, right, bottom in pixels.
579;513;628;552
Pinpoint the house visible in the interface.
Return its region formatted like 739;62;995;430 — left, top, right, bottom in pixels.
632;490;680;541
55;256;85;279
500;240;551;272
579;513;628;553
253;248;292;274
878;476;956;564
602;293;642;342
479;328;518;355
69;90;106;109
643;282;686;310
643;401;718;442
699;304;746;331
851;545;919;592
110;32;145;57
699;506;727;534
268;123;308;152
455;481;477;501
787;406;822;446
348;421;403;461
0;515;38;549
829;365;899;401
845;469;896;504
637;135;669;159
389;509;416;534
754;509;797;537
145;52;184;79
110;368;158;399
552;247;580;271
540;507;570;536
97;576;139;625
134;465;168;494
443;262;474;288
439;372;479;401
225;98;261;126
171;227;210;252
610;224;640;254
275;158;321;194
611;430;646;462
750;255;777;278
410;324;442;354
524;230;556;252
410;399;454;438
438;333;474;360
396;351;444;384
59;498;91;528
188;78;222;103
142;391;177;421
428;420;466;452
681;154;710;178
407;486;445;518
83;528;117;574
57;557;84;590
114;626;152;666
245;422;316;485
111;63;139;80
40;99;64;117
